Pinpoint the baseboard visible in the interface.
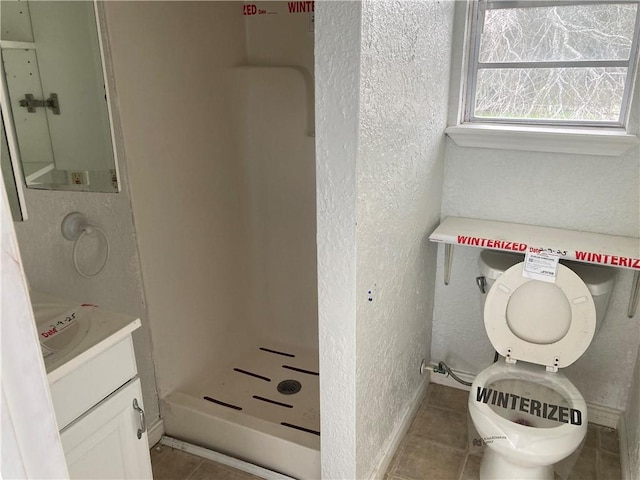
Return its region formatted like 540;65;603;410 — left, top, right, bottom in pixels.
160;436;295;480
618;415;631;480
587;403;622;429
147;418;165;449
368;377;429;480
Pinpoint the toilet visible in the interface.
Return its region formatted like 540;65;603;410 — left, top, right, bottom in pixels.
468;250;615;480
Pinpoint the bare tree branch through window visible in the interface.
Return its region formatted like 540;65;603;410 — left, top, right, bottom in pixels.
466;1;640;125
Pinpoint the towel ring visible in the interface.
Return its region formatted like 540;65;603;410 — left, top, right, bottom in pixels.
62;212;110;278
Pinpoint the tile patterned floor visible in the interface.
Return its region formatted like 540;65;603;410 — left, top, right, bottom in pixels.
384;383;622;480
151;383;622;480
150;445;263;480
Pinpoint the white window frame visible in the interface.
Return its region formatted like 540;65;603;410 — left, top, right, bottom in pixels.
446;0;640;156
466;0;640;127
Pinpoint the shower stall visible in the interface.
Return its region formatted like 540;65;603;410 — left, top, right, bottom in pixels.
104;2;318;478
161;64;320;479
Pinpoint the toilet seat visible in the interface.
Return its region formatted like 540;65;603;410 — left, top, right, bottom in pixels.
484;262;596;370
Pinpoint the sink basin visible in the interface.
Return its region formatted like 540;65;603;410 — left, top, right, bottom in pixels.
30;291;93;356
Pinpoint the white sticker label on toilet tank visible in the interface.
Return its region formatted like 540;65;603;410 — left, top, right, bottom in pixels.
523;251;559;282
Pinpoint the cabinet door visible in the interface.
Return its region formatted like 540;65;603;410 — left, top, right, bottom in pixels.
60;378;152;479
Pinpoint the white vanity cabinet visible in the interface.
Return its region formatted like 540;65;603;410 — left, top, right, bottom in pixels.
60;378;150;479
44;309;152;480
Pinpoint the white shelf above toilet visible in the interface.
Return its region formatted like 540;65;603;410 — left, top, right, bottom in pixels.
429;216;640;318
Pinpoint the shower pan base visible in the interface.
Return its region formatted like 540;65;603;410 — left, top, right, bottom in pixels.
161;342;320;479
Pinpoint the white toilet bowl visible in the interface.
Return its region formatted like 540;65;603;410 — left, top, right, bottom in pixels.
469;362;587;480
468;251;615;479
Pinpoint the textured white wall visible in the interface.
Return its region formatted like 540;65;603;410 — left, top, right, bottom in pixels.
12;3;159;421
432;0;640;413
315;2;360;478
13;144;158;424
317;1;454;477
103;2;249;397
431;151;639;409
355;0;454;477
433;131;640;412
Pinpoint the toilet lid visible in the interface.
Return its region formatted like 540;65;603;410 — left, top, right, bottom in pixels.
484;262;596;369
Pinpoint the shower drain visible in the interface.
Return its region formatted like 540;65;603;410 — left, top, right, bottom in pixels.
277;379;302;395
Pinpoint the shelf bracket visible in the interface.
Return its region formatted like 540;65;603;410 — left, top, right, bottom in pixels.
627;270;640;318
444;243;453;285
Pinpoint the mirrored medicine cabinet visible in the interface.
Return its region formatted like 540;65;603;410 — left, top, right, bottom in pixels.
0;0;120;220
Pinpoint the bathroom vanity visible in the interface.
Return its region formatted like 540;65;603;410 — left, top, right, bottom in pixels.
38;295;152;479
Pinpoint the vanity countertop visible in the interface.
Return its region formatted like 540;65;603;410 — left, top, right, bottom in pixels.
43;304;141;384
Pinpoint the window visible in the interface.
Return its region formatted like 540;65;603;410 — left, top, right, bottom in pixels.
465;0;640;127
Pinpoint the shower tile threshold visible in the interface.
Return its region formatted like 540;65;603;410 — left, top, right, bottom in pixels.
155;383;623;480
160;341;320;478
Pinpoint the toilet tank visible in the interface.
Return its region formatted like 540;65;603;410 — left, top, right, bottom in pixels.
478;250;616;333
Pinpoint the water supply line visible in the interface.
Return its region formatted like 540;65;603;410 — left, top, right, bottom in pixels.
432;361;472;387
